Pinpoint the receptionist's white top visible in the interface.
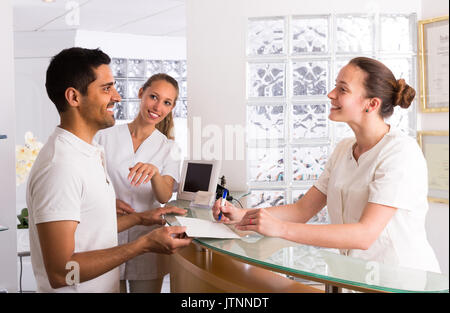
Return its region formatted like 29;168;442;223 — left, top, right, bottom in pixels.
95;124;181;280
314;127;441;273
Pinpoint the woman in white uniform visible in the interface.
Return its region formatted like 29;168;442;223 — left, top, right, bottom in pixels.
212;57;441;273
96;73;182;292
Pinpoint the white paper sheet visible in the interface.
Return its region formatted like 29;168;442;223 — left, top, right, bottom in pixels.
175;216;241;239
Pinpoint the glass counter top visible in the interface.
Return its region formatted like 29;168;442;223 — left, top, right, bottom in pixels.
167;201;449;293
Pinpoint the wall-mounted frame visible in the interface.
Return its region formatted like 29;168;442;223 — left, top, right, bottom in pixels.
418;15;449;113
417;131;449;204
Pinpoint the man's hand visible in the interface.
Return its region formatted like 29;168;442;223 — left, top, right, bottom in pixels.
116;199;135;216
138;206;187;226
139;226;192;254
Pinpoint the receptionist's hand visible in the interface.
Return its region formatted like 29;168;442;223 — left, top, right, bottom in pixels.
138;206;187;226
212;199;246;224
235;208;286;237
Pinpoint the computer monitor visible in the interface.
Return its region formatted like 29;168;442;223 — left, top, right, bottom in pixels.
177;159;221;201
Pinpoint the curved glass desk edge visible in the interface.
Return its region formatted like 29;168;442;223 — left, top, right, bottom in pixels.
166;204;449;293
196;238;447;294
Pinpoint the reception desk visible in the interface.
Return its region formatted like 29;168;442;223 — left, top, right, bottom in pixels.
167;200;449;293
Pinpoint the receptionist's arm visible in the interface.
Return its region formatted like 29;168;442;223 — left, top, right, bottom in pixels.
236;201;397;251
150;174;175;204
212;186;326;224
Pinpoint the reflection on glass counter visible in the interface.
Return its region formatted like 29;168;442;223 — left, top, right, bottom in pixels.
166;204;449;293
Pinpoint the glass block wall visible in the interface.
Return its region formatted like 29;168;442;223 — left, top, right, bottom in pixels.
246;14;417;224
110;58;187;121
110;58;188;156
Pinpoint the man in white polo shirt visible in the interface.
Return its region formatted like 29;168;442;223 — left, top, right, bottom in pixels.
26;47;192;293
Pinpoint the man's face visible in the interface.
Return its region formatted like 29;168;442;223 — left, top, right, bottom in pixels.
79;64;121;130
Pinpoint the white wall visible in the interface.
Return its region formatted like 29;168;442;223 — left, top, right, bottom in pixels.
0;0;18;293
75;30;186;60
186;0;449;275
14;30;77;212
420;0;449;275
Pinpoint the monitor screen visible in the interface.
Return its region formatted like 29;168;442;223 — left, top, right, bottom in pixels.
183;163;213;193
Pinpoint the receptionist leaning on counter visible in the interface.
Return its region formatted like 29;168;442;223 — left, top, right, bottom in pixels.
213;57;441;274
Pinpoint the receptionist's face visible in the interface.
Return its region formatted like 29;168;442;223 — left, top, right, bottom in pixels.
327;64;370;124
138;80;177;125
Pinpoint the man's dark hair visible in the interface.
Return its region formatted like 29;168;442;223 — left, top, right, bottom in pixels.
45;47;111;113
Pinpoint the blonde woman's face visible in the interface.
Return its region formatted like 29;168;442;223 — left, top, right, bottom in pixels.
138;80;177;125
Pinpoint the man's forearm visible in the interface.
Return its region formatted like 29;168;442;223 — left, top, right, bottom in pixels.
72;239;144;283
49;238;145;289
117;213;141;233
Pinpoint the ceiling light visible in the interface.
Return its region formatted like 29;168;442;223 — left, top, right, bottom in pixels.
42;0;55;3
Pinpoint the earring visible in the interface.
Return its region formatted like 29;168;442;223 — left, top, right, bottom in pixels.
366;109;369;113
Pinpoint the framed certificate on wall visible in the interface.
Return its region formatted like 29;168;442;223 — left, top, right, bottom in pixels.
418;15;449;113
417;131;449;204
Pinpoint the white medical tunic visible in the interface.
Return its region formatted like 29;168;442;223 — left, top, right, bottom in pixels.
27;127;119;292
314;127;441;273
95;124;181;280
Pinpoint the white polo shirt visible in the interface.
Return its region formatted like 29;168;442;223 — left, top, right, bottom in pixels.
27;127;119;292
314;127;441;273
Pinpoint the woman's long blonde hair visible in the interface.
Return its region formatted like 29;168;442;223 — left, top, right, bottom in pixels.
141;73;179;140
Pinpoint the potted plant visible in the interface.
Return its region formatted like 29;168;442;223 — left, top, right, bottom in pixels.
17;208;28;229
17;207;31;256
15;132;42;252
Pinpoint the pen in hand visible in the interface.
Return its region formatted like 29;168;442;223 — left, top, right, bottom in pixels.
218;189;228;221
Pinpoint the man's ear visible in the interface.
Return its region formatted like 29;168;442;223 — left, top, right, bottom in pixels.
64;87;82;109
